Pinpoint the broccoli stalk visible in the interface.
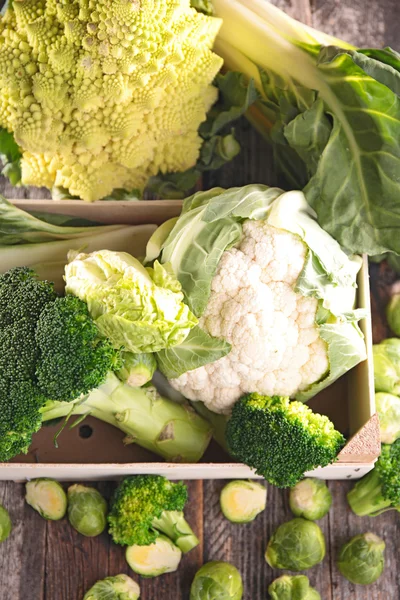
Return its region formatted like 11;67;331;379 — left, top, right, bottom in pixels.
40;373;213;464
108;475;199;553
347;441;400;517
151;510;199;554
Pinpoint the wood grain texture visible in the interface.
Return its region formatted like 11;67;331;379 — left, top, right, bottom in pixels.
1;0;400;598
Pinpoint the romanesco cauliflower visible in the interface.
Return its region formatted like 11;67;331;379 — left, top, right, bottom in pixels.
0;0;223;201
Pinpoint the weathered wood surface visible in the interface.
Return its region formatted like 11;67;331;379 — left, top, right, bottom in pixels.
1;0;400;598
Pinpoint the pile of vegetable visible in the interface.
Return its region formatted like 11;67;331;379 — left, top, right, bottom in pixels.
0;184;366;487
1;0;399;595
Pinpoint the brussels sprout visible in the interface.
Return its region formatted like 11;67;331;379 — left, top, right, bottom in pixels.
25;479;67;520
373;339;400;395
265;518;325;571
125;534;182;578
289;479;332;521
67;484;107;537
268;575;321;600
0;504;11;543
117;352;157;387
375;392;400;444
220;480;267;523
387;294;400;336
190;562;243;600
337;533;385;585
83;574;140;600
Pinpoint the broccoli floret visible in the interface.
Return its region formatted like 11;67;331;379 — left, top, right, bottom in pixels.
108;475;199;553
226;394;345;488
347;440;400;516
35;296;121;401
0;268;56;461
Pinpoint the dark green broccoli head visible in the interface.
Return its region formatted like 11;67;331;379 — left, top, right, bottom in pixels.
348;435;400;517
376;440;400;505
226;394;345;488
35;295;121;401
108;475;188;546
0;268;56;461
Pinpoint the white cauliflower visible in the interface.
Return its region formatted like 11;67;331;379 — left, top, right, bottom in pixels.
154;186;367;415
171;221;329;413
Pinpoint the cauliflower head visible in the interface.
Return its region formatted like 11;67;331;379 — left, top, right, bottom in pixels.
0;0;223;201
172;221;329;412
154;186;367;414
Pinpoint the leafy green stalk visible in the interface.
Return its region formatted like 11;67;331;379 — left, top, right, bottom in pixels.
213;0;400;255
41;373;213;463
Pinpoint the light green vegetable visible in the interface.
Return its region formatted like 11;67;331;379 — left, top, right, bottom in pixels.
375;392;400;444
213;0;400;256
0;504;11;543
373;339;400;395
25;479;67;521
190;561;243;600
220;480;267;523
387;294;400;336
41;374;213;463
117;352;157;388
268;575;321;600
0;197;156;292
337;533;385;585
0;0;226;202
83;574;140;600
126;534;182;578
265;518;325;571
65;250;198;354
289;479;332;521
67;485;107;537
152;185;366;411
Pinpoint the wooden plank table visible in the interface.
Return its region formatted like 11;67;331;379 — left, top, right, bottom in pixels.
0;1;399;598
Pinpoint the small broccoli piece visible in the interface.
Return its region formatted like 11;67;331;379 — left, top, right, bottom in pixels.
347;440;400;516
126;535;182;578
226;394;345;488
108;475;199;553
0;267;56;461
36;296;121;401
83;574;140;600
25;479;67;521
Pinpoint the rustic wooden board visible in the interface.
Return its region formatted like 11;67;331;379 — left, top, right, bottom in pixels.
1;0;400;598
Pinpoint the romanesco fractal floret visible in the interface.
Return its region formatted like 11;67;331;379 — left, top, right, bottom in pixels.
0;0;223;200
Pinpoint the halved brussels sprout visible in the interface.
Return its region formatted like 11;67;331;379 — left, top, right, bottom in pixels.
126;534;182;577
25;479;67;520
220;480;267;523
